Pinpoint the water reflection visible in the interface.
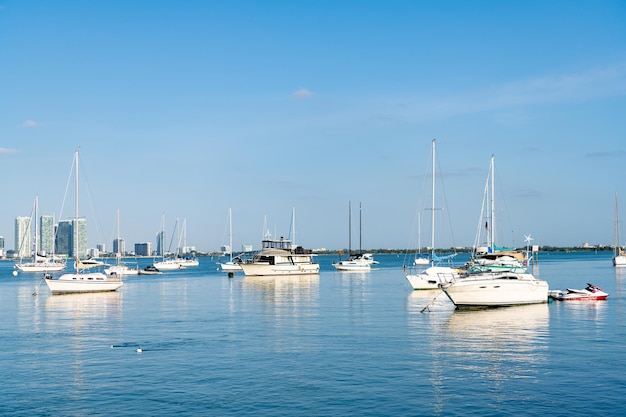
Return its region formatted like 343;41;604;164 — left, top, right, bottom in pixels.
441;304;550;381
242;275;320;310
406;289;455;315
45;291;123;322
550;297;608;322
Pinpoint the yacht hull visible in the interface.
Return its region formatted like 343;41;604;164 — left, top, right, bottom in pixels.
442;273;548;307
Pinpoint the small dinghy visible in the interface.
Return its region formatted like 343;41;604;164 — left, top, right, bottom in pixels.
549;283;609;301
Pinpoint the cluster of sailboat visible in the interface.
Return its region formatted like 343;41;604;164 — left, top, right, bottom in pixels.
15;150;199;294
12;146;621;306
403;139;620;308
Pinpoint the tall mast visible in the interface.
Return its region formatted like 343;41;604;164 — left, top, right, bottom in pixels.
34;195;39;258
75;149;79;221
490;155;495;249
229;208;233;262
430;139;436;255
74;149;79;258
348;201;352;254
359;202;362;253
613;192;620;256
116;208;121;257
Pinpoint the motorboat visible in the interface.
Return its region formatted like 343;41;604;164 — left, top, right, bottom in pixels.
549;283;609;301
240;237;319;276
440;271;549;308
104;263;139;276
138;265;162;275
75;258;105;269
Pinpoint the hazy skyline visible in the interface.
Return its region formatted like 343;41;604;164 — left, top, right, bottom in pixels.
2;1;626;253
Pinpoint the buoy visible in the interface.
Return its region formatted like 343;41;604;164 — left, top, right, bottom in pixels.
228;272;234;278
136;347;142;353
12;270;18;276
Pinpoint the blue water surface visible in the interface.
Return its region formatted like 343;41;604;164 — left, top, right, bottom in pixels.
1;252;625;416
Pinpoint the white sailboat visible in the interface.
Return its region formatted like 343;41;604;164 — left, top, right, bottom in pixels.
152;215;184;270
176;218;199;267
14;195;66;274
613;192;626;266
467;155;527;273
44;150;123;294
405;139;459;290
440;155;548;307
104;208;139;276
413;212;429;265
333;201;377;271
218;208;243;272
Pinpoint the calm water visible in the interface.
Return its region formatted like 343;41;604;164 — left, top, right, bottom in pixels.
1;252;625;416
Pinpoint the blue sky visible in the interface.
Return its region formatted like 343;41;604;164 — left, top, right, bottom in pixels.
1;1;626;253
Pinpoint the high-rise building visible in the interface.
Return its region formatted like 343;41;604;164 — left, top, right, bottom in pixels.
73;218;87;258
55;217;87;257
135;242;151;256
156;230;166;256
113;238;125;255
0;236;5;258
40;215;55;256
15;216;32;258
56;220;72;255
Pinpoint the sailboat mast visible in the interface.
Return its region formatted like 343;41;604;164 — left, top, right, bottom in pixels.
34;195;39;258
74;149;79;258
430;139;436;254
359;202;362;253
613;192;620;256
116;208;121;257
348;201;352;254
490;155;495;250
229;208;233;262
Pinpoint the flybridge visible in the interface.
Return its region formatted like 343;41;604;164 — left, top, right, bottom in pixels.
261;237;313;254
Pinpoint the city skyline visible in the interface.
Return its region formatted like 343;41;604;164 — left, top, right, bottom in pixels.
2;1;626;251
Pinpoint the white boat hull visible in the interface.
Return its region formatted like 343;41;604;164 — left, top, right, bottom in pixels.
333;261;371;271
406;266;460;290
218;261;243;271
413;258;430;266
240;262;320;276
613;254;626;266
15;262;66;273
104;265;139;276
45;273;123;294
177;259;199;267
442;273;548;307
153;260;184;270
